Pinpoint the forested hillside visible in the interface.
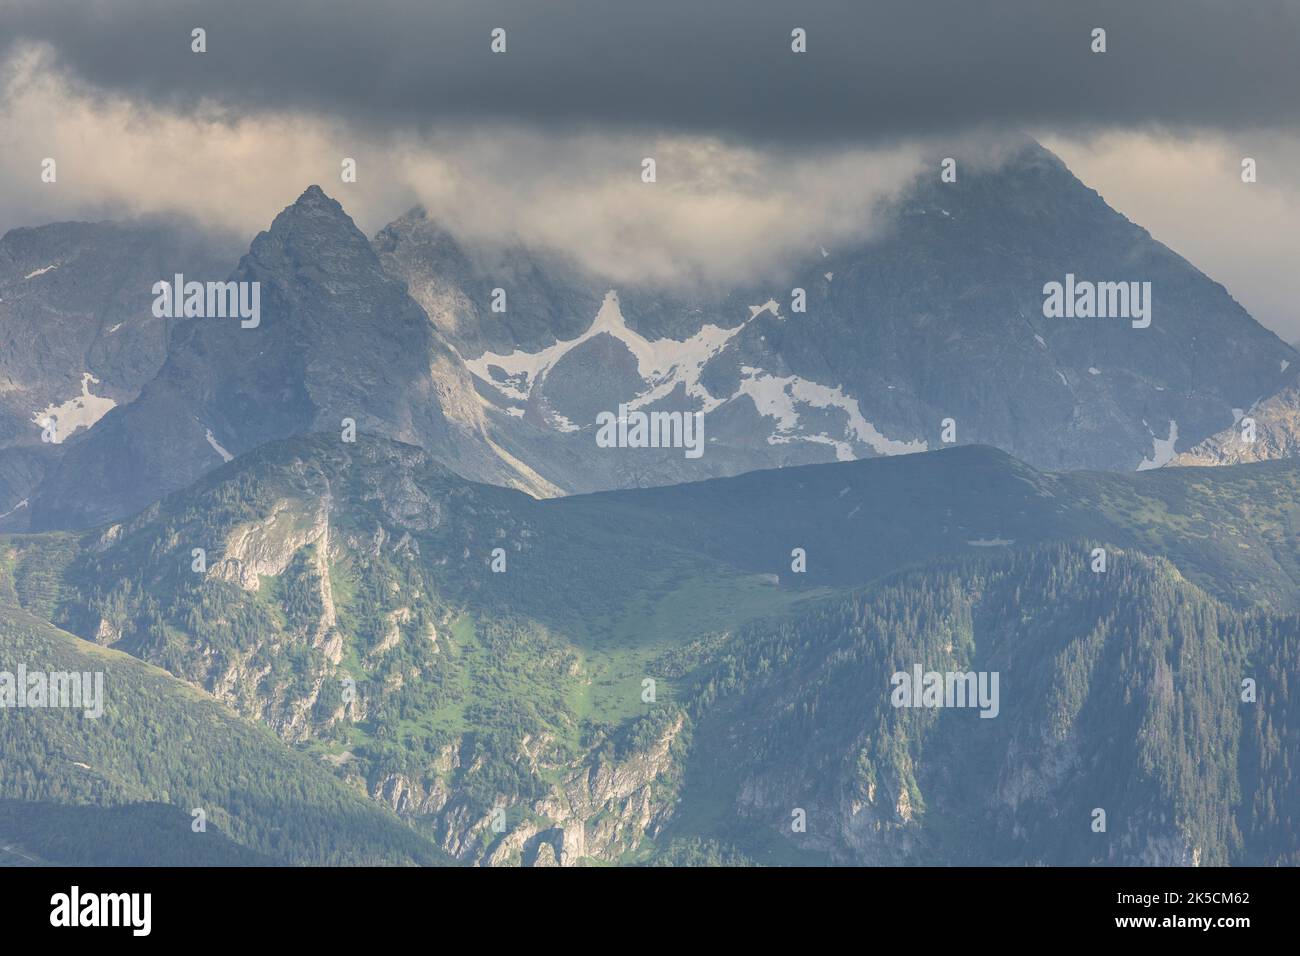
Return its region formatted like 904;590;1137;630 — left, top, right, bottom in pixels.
2;435;1297;864
0;600;449;866
674;544;1299;864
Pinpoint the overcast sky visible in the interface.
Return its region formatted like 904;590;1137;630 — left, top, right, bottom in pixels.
2;0;1298;335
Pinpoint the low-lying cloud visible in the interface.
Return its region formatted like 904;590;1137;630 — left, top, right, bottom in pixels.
3;8;1299;337
1;45;927;289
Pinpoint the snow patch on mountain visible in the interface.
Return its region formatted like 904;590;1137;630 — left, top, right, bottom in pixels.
549;411;581;433
465;289;926;460
31;373;116;442
205;429;235;463
0;498;28;520
735;366;928;460
466;290;749;411
1137;420;1179;471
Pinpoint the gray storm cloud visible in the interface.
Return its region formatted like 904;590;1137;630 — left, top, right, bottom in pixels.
2;0;1298;141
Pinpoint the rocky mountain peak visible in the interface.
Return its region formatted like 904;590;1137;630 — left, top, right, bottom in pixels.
245;185;376;275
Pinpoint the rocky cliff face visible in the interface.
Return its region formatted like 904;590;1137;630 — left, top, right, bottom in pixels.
370;713;685;867
0;219;235;527
526;713;684;866
0;219;234;445
1172;372;1300;466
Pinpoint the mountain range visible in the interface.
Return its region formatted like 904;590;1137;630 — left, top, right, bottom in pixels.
3;137;1300;866
2;140;1296;534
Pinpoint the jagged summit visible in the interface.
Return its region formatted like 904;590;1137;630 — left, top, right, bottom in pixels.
277;184;352;223
19;186;556;529
279;183;352;219
246;184;371;264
